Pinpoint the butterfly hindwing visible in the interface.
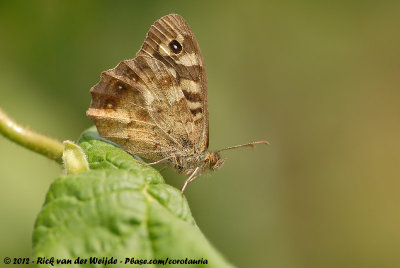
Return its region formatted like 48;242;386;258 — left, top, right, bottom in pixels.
87;59;176;161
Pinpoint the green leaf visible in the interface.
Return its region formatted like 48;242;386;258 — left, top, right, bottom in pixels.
32;127;235;268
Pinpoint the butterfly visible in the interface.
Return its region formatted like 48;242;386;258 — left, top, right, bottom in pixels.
86;14;268;193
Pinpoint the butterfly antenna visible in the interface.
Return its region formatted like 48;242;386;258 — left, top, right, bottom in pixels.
216;140;269;153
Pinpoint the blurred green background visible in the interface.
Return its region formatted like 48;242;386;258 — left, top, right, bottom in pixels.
1;1;400;267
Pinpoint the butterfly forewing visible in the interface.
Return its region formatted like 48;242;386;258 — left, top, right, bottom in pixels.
137;14;209;152
87;14;209;163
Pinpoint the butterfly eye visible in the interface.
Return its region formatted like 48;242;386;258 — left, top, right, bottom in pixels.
168;39;182;54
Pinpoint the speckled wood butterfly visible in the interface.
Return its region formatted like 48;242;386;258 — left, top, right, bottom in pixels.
87;14;268;193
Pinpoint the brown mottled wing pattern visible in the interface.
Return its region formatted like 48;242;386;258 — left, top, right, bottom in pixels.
87;14;209;162
137;14;209;152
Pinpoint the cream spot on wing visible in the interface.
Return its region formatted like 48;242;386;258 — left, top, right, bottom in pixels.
88;108;131;124
187;101;202;109
176;34;184;43
159;43;170;56
143;90;155;105
176;53;198;66
166;89;184;104
192;113;202;121
180;79;201;93
169;68;177;78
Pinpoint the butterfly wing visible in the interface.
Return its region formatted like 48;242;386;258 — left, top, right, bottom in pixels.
87;14;209;161
87;58;171;160
137;14;209;152
87;55;197;160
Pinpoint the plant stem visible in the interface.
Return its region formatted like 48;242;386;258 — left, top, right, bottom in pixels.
0;107;64;164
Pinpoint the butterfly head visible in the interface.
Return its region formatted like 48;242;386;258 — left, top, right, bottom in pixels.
206;151;225;171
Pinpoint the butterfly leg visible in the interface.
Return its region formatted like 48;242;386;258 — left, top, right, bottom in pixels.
180;167;200;194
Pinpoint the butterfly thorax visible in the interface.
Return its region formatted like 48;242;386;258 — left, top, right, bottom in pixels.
170;151;225;176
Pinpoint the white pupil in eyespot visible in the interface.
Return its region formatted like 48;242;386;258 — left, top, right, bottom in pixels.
169;40;182;53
